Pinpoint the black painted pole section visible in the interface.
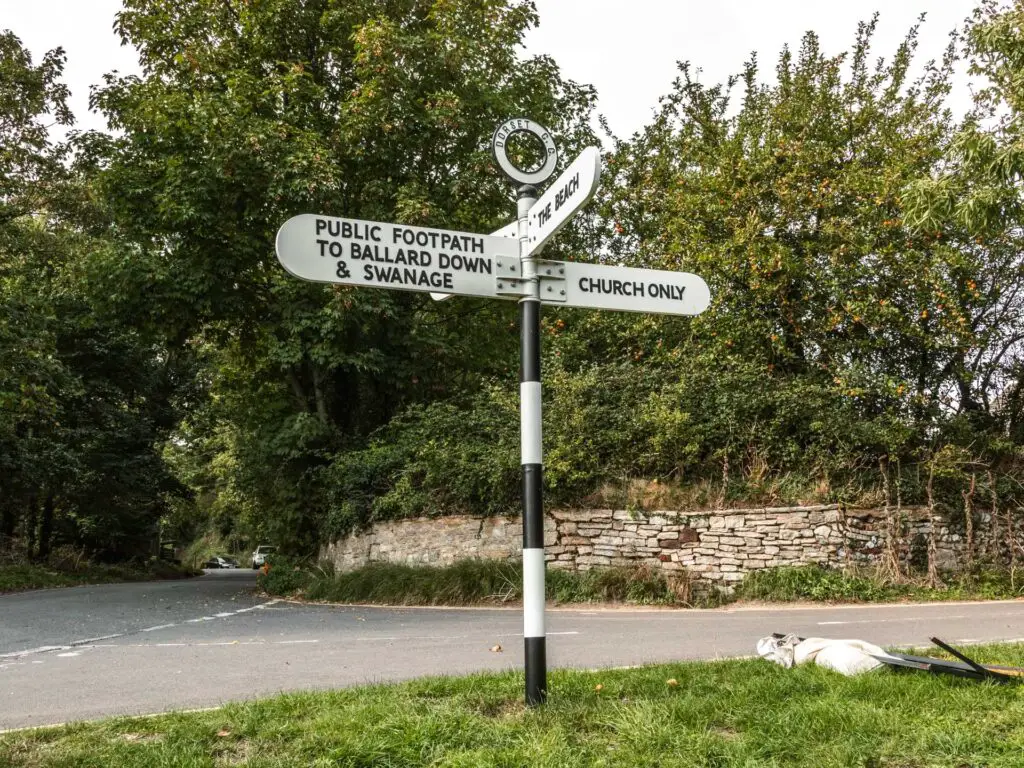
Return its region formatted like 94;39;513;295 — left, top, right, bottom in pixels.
518;184;546;706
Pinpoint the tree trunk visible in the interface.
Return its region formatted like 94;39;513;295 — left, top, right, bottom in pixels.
38;493;55;561
926;462;942;588
963;473;976;573
0;499;15;542
25;494;38;562
312;365;330;426
988;471;1000;564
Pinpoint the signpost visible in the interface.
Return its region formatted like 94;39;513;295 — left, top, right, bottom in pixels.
274;118;712;709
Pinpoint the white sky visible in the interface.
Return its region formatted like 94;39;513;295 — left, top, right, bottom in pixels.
4;0;980;140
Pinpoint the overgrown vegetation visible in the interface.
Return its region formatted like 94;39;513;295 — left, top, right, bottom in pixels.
8;2;1024;568
0;548;195;595
258;560;696;606
737;563;1024;603
6;643;1024;767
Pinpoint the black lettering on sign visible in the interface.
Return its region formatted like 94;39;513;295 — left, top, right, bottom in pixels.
363;264;454;290
648;283;686;301
554;173;580;211
535;202;552;228
317;239;344;258
578;277;647;298
438;253;493;275
315;219;381;241
336;261;351;278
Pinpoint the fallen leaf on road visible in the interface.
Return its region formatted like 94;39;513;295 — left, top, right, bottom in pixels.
490;644;503;653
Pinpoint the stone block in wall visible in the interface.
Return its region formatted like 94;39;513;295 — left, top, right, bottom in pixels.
680;528;700;543
658;531;679;540
660;539;682;550
550;509;612;522
724;515;746;529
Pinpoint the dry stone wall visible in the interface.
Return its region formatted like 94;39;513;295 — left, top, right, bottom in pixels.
320;504;983;590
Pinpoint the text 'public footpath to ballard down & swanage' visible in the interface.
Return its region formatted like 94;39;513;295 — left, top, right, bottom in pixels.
274;214;521;299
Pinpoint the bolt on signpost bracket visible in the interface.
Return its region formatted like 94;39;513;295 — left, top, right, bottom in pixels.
493;118;558;707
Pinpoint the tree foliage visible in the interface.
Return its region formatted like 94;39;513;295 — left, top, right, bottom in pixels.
7;2;1024;562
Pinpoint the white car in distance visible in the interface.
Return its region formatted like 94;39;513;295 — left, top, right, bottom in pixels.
251;545;276;570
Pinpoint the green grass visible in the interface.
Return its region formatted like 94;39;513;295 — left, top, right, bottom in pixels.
737;563;1024;603
5;644;1024;766
0;560;197;595
259;559;698;606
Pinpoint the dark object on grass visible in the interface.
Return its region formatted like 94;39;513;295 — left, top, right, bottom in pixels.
873;637;1024;684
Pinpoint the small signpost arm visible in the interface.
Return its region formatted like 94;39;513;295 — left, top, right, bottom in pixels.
517;183;546;706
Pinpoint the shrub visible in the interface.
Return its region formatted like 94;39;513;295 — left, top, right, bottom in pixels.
256;555;312;595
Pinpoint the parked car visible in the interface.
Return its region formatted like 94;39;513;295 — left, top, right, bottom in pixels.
204;556;239;569
251;545;276;569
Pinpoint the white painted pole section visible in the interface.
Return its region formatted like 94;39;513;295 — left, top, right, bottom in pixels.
520;381;542;465
522;548;546;637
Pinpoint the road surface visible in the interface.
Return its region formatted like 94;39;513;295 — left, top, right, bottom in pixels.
2;570;1024;729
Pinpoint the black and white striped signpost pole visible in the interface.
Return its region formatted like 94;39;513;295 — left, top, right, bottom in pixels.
517;183;546;704
493;118;561;705
275;118;710;709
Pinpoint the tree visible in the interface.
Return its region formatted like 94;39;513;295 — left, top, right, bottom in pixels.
1;31;185;559
85;0;597;549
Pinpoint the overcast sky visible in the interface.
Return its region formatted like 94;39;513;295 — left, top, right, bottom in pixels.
6;0;980;140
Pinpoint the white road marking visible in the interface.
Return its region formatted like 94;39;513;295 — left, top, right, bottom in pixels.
0;600;282;659
75;633;124;644
56;652;80;657
276;640;319;645
0;646;65;659
817;615;967;626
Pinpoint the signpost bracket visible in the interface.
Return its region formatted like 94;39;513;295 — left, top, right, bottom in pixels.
536;260;566;303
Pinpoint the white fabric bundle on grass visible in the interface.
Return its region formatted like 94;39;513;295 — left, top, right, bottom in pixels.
756;634;897;676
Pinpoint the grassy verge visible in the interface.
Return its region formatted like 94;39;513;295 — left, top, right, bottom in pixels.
5;643;1024;766
736;563;1024;603
259;558;1024;609
259;559;702;606
0;559;197;595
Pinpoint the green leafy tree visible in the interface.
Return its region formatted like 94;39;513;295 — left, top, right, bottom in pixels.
1;31;185;559
86;0;596;549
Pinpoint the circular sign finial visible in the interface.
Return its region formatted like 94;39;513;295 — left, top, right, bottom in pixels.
492;118;558;186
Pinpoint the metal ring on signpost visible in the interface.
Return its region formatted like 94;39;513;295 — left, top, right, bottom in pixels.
492;118;558;186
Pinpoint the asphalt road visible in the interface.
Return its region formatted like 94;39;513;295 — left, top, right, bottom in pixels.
3;570;1024;729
